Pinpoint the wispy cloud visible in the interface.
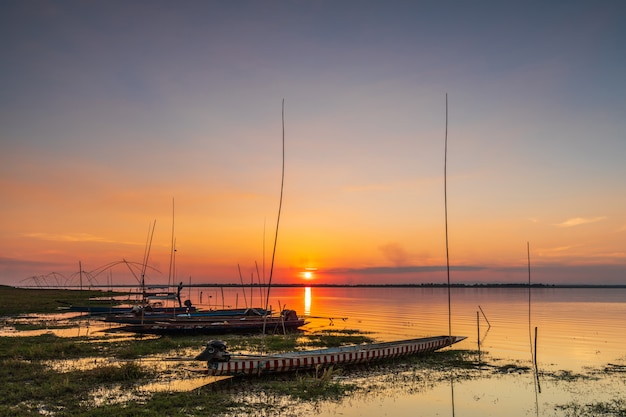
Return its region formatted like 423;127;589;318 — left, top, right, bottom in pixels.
378;243;410;266
0;256;64;268
537;245;576;257
21;232;136;245
555;217;606;228
325;265;485;275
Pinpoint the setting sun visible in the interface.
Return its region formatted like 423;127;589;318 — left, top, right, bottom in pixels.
301;268;317;280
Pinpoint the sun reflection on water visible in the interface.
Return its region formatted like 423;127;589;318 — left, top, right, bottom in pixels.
304;286;311;316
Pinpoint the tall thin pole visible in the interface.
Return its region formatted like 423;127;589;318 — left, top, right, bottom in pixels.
528;241;533;358
263;99;286;346
141;220;157;296
237;264;248;308
168;198;175;289
140;220;156;325
444;93;452;337
264;99;285;305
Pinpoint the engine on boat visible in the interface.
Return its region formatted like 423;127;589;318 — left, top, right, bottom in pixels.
195;340;231;363
281;309;298;320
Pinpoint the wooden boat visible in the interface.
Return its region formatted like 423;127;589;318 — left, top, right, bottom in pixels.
113;309;306;335
66;304;196;315
67;287;197;316
193;335;467;376
102;307;269;324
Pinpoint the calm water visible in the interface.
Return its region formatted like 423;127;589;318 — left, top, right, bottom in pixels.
189;286;626;417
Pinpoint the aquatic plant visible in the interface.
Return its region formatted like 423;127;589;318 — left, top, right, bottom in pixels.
556;399;626;417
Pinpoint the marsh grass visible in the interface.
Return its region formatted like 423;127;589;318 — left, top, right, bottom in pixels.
0;329;382;416
0;334;97;360
556;399;626;417
0;358;154;416
0;286;128;316
76;390;240;417
259;365;355;401
8;288;623;416
304;329;375;348
0;329;477;416
9;321;76;331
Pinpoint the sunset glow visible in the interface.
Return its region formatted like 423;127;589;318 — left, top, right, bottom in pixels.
1;2;625;287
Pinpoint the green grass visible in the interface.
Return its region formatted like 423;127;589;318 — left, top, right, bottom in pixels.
556;399;626;417
0;359;154;417
0;334;99;360
0;328;397;415
263;365;356;401
303;329;375;348
0;287;489;416
0;286;128;315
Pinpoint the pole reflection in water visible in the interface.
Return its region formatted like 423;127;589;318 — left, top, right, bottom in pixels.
450;375;456;417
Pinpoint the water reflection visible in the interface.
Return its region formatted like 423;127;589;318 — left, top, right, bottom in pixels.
179;285;626;372
140;376;231;392
304;286;311;316
5;286;623;416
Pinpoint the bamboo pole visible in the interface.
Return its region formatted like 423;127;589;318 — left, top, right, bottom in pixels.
444;93;452;337
478;305;491;328
477;311;481;359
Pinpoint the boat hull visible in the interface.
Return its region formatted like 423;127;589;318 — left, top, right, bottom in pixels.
103;308;269;324
68;305;196;315
198;335;466;376
116;318;307;335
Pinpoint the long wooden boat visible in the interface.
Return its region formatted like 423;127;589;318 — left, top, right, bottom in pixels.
66;304;196;315
113;309;306;335
103;307;270;324
193;335;467;376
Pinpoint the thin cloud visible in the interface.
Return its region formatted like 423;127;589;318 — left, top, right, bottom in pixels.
379;243;410;266
0;256;64;268
555;216;606;228
325;265;485;275
22;232;109;242
21;232;137;245
537;245;576;257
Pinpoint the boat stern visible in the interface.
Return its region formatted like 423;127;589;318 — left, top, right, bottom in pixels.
195;340;231;363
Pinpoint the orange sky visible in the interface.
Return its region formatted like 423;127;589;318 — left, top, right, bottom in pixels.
1;2;625;287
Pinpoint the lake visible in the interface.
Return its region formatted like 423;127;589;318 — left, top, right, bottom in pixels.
189;285;626;417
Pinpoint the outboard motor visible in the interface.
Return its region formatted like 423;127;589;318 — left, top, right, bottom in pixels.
281;309;298;321
195;340;231;364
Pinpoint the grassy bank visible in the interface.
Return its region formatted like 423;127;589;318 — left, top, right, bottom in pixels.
0;286;127;315
0;286;387;417
4;288;622;417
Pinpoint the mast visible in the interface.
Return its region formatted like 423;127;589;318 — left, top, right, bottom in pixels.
262;99;286;347
444;93;452;337
168;198;175;290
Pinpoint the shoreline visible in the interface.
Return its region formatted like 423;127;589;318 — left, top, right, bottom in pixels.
7;283;626;289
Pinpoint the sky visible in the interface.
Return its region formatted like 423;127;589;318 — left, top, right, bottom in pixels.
1;1;625;287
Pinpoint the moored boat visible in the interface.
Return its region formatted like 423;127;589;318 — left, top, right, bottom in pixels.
66;304;196;315
102;307;270;324
112;309;306;335
193;335;467;376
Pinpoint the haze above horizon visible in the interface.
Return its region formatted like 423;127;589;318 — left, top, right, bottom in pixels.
1;1;625;287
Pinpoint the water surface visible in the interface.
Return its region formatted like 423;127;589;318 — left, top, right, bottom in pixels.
188;286;626;417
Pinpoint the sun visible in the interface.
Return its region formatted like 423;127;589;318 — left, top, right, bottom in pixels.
301;268;316;280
